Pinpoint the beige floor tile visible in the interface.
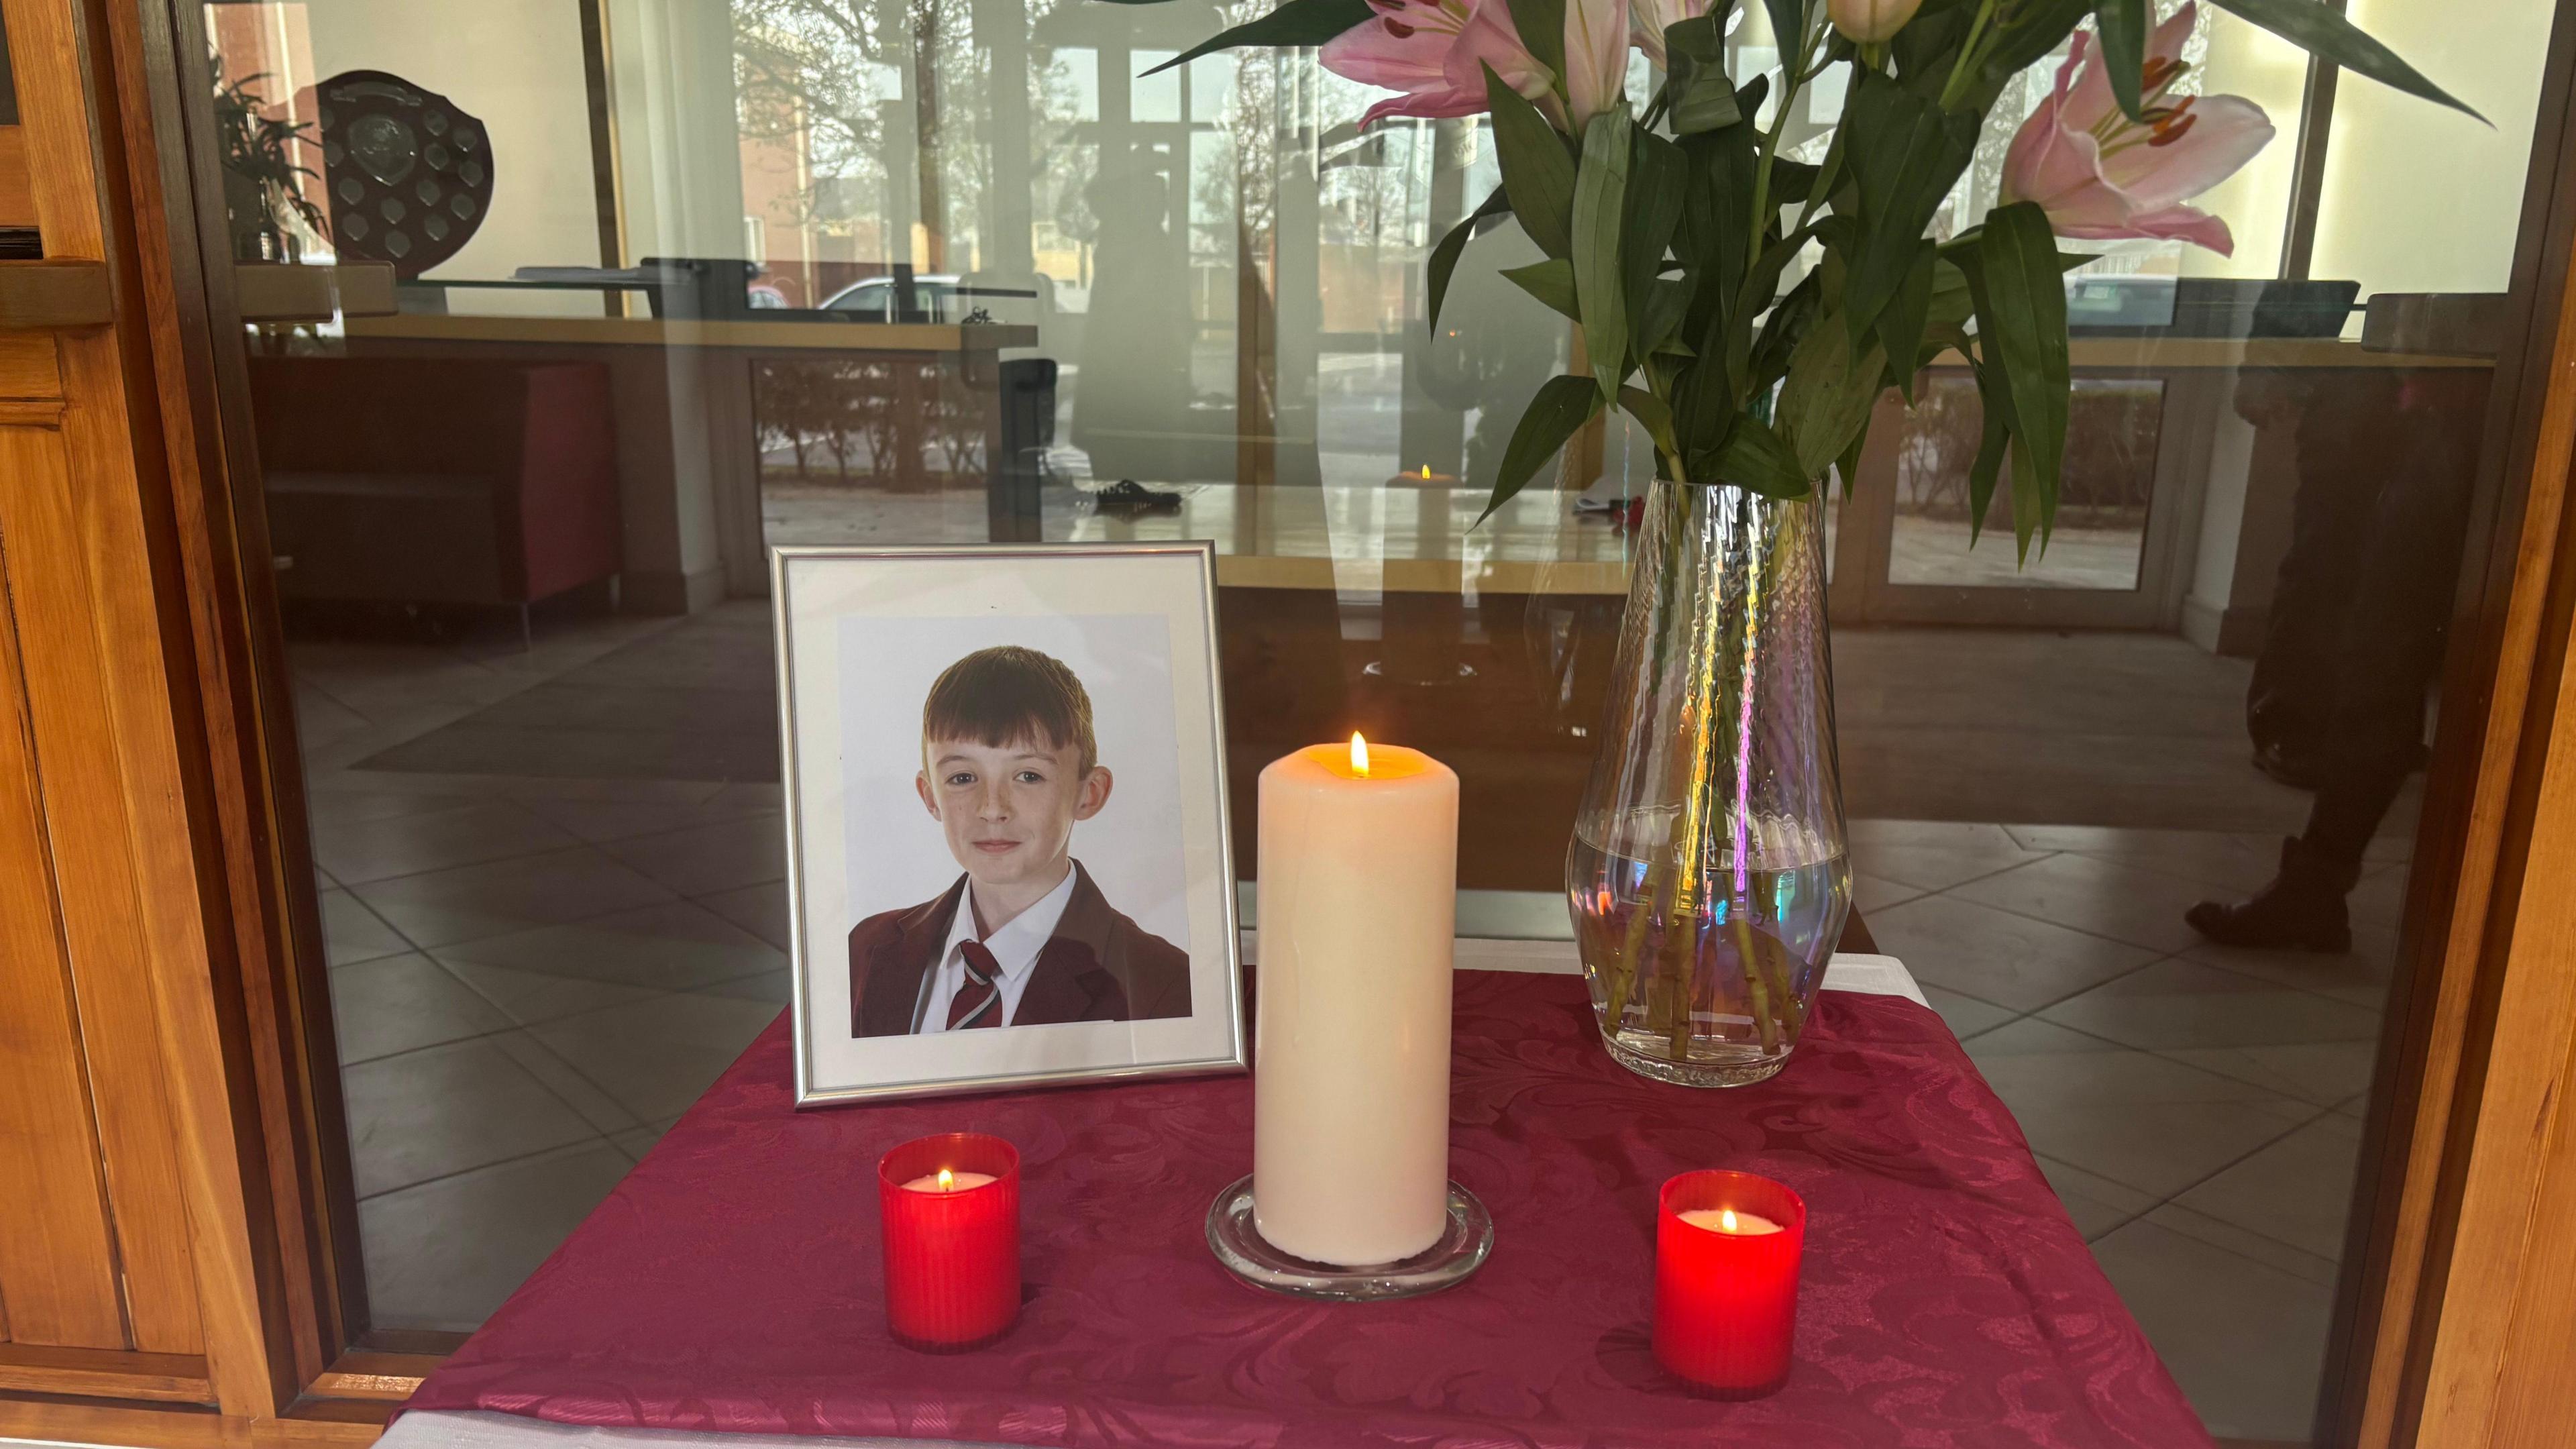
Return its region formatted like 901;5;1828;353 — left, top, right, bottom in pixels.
2088;1216;2334;1442
2173;1112;2365;1264
359;1141;632;1332
531;993;785;1123
2001;824;2279;894
313;800;580;885
519;792;778;845
602;814;788;898
2157;1039;2379;1108
1851;872;1926;914
488;1030;642;1134
349;847;678;949
306;789;468;826
1918;983;2019;1041
436;956;663;1027
2347;863;2414;934
341;1037;601;1197
2145;1203;2341;1288
2181;928;2398;1012
693;970;792;1004
2030;1153;2155;1240
609;1115;686;1165
1968;1018;2317;1197
433;900;785;992
1950;852;2220;955
1847;819;2052;892
698;881;792;951
1870;894;2160;1012
330;955;511;1064
2039;957;2381;1053
321;888;413;966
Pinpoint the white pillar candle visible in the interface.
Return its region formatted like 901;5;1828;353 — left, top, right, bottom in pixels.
1254;735;1460;1266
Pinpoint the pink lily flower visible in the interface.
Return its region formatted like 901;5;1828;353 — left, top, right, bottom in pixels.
1321;0;1628;132
1560;0;1631;129
1627;0;1713;67
1999;2;2274;255
1322;0;1548;129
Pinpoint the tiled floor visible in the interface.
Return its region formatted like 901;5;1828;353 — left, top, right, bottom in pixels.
1852;817;2398;1440
292;613;2398;1441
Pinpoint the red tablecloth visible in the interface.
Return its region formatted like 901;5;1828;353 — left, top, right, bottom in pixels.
402;973;2213;1448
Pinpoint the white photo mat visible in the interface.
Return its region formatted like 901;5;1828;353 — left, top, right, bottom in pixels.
774;543;1246;1105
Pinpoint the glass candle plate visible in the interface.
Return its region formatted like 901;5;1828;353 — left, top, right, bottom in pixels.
1205;1175;1492;1301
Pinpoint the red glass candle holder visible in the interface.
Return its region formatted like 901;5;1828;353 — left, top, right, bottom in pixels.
877;1132;1020;1352
1652;1169;1805;1397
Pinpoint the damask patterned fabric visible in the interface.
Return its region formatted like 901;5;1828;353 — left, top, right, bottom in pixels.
402;973;2212;1448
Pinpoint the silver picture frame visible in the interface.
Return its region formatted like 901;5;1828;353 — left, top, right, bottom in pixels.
772;541;1246;1105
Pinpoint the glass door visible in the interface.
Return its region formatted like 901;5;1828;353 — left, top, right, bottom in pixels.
164;0;2573;1440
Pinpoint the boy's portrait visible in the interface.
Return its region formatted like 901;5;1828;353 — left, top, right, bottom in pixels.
846;645;1192;1035
775;545;1243;1106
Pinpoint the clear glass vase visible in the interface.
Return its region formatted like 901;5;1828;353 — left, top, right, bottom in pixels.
1565;478;1851;1087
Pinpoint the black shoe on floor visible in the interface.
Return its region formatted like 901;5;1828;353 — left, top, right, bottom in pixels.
2251;741;2325;792
2184;838;2354;953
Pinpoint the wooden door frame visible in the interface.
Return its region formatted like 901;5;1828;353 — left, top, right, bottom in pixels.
11;0;2576;1441
2321;0;2576;1440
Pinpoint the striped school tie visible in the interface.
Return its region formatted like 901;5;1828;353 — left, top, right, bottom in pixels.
945;939;1004;1029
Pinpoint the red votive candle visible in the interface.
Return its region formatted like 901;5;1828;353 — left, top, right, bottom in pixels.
1652;1169;1805;1396
877;1132;1020;1351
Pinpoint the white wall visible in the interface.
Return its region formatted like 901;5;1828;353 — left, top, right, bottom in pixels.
2309;0;2554;299
301;0;607;314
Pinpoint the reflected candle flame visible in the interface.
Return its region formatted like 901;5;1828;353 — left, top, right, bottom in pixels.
1350;732;1371;777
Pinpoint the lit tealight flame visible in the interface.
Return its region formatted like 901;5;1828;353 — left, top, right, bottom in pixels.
1720;1207;1740;1232
1350;732;1371;777
1419;464;1433;480
936;1167;955;1192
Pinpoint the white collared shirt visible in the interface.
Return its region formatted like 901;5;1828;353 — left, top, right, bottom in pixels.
912;865;1080;1032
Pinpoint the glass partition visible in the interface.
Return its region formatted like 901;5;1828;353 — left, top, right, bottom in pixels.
189;0;2559;1440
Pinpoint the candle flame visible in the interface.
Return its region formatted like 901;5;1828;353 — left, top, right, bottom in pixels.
1419;464;1432;480
1720;1207;1739;1232
936;1167;955;1192
1350;732;1370;777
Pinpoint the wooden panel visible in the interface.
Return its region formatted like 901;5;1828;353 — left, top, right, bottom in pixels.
0;1343;215;1401
0;126;32;229
0;260;113;327
0;415;129;1350
1;0;252;1384
0;332;61;397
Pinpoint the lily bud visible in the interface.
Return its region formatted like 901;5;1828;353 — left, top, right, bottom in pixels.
1827;0;1921;43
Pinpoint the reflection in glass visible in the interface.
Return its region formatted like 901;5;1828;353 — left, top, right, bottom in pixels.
1886;377;2164;591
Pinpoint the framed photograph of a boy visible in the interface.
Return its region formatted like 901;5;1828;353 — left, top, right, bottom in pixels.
773;542;1246;1106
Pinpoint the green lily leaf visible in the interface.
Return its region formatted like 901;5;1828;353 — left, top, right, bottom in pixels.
1506;0;1570;99
1573;107;1634;402
1960;201;2071;557
1840;71;1979;352
1640;277;1693;359
1483;374;1603;521
1711;412;1811;498
1878;240;1937;402
1618;386;1679;461
2093;0;2149;121
1623;129;1688;343
1780;312;1887;478
1965;359;2012;548
1485;64;1578;259
1664;9;1743;135
1762;0;1805;60
2210;0;2483;122
1426;184;1510;333
1502;258;1581;317
1141;0;1371;74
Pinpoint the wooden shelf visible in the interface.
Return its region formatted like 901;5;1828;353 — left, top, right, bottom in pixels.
0;260;111;329
344;313;1039;353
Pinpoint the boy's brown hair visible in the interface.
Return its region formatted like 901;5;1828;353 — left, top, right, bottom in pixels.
922;645;1098;774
